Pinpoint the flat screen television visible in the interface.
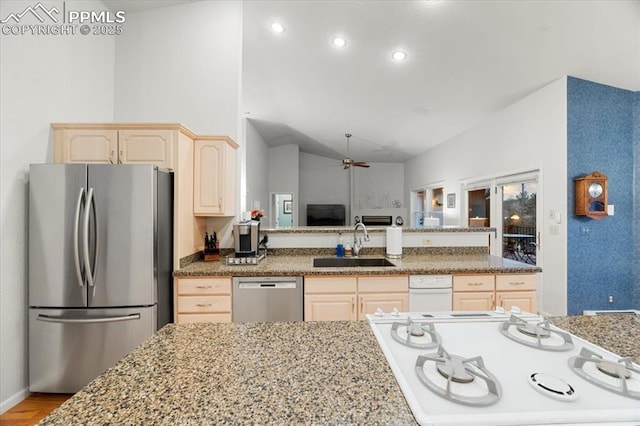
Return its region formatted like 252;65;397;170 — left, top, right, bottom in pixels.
306;204;346;226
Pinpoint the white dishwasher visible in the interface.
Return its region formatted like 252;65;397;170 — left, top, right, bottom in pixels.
408;275;452;311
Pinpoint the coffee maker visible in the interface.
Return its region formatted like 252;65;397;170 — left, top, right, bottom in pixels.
233;220;260;257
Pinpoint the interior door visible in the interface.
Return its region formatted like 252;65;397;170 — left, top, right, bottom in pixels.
88;164;157;307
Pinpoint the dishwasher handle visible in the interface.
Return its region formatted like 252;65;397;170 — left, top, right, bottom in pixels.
238;282;298;289
409;288;452;295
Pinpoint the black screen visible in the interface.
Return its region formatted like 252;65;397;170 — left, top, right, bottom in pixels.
306;204;346;226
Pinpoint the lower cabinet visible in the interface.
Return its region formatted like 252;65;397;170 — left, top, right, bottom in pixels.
304;275;408;321
357;276;408;320
452;291;494;311
452;274;537;312
174;277;232;323
495;274;537;312
304;277;357;321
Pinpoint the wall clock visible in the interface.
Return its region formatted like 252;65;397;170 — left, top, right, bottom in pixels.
574;171;608;219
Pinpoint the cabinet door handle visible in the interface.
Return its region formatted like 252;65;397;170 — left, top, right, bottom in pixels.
352;299;355;314
118;150;124;164
491;294;496;309
109;150;115;164
468;282;484;286
196;285;213;289
195;303;212;307
509;281;525;286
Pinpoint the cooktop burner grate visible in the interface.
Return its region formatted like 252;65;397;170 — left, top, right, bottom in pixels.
568;347;640;400
391;318;441;349
499;315;574;351
415;345;502;407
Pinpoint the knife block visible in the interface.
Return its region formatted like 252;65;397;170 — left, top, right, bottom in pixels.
203;243;220;262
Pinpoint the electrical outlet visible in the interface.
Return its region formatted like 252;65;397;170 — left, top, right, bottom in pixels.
608;295;614;304
581;227;590;235
422;238;433;245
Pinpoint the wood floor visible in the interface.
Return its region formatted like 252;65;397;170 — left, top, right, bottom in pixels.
0;394;71;426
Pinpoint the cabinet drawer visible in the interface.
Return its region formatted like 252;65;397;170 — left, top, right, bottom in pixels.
177;277;231;295
305;277;357;294
177;313;231;324
177;295;231;313
358;276;408;293
495;274;536;291
453;275;495;292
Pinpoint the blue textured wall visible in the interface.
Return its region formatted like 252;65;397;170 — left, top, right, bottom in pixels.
567;77;636;315
634;92;640;310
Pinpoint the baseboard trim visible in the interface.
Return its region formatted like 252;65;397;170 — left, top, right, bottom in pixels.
0;387;29;415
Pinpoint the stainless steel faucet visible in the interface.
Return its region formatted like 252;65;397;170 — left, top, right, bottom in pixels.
353;222;370;257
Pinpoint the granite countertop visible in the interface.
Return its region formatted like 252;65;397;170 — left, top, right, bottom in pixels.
175;253;541;277
39;314;638;425
39;321;416;425
548;313;640;363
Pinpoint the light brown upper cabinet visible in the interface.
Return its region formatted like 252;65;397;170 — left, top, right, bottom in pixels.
51;123;201;269
52;123;187;171
193;136;238;217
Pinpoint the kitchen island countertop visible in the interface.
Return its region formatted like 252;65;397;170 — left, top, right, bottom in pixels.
39;314;639;425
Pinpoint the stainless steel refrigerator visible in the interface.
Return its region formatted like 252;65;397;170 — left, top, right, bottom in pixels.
28;164;173;393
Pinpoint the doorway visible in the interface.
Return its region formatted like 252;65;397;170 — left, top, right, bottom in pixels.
462;170;540;264
500;179;538;265
270;193;294;228
467;188;491;227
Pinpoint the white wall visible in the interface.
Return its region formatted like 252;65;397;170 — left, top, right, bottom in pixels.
405;77;568;316
268;144;299;226
245;119;269;215
0;0;115;412
353;162;406;224
113;1;243;250
299;152;349;224
113;0;242;139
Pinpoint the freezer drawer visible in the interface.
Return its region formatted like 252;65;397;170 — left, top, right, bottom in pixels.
29;306;156;393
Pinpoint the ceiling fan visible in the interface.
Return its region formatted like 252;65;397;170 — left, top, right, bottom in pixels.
342;133;370;169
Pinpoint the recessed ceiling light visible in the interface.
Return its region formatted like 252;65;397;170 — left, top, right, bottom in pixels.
331;36;347;48
271;22;285;33
391;50;408;62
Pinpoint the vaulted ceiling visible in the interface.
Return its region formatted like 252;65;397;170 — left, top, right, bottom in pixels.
103;0;640;162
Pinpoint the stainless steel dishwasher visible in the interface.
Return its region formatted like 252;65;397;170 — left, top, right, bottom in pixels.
232;276;303;322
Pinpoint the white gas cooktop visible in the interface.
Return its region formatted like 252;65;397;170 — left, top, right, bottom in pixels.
367;310;640;426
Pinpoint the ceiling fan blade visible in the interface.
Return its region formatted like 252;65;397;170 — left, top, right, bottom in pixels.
353;162;370;168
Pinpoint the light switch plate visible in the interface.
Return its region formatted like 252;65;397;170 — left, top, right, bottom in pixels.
607;205;614;216
548;210;561;223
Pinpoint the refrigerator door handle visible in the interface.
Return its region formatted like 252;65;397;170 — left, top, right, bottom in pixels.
36;313;141;324
73;187;86;287
83;187;98;288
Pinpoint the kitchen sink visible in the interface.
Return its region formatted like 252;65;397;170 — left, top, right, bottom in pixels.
313;257;396;267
